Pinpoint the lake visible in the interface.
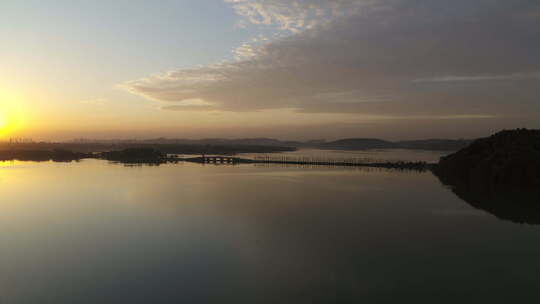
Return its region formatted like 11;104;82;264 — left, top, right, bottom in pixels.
1;151;539;303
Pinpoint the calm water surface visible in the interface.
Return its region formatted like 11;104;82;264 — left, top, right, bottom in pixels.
1;157;539;303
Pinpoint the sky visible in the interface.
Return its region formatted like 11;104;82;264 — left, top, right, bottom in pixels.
1;0;539;141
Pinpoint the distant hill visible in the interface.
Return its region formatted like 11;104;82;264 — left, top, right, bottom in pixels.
320;138;471;151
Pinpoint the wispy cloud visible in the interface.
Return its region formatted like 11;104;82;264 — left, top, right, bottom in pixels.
414;72;540;83
224;0;364;33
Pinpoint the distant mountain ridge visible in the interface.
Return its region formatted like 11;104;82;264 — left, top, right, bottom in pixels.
322;138;472;151
63;136;473;151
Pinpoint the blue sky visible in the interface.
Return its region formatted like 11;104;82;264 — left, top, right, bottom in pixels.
2;0;252;67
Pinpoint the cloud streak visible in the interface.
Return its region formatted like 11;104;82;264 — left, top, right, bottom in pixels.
414;72;540;83
122;0;540;119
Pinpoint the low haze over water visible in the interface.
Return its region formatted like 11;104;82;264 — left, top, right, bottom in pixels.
1;153;539;303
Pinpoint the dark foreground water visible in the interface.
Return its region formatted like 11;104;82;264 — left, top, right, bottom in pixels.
1;159;539;303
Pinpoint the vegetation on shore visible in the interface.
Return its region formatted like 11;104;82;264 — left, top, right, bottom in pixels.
98;148;166;163
0;150;91;162
435;129;540;187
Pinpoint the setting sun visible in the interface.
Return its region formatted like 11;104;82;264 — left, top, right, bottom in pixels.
0;107;24;138
0;112;9;137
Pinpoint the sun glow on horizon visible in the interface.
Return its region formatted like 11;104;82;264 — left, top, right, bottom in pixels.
0;111;17;138
0;92;27;139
